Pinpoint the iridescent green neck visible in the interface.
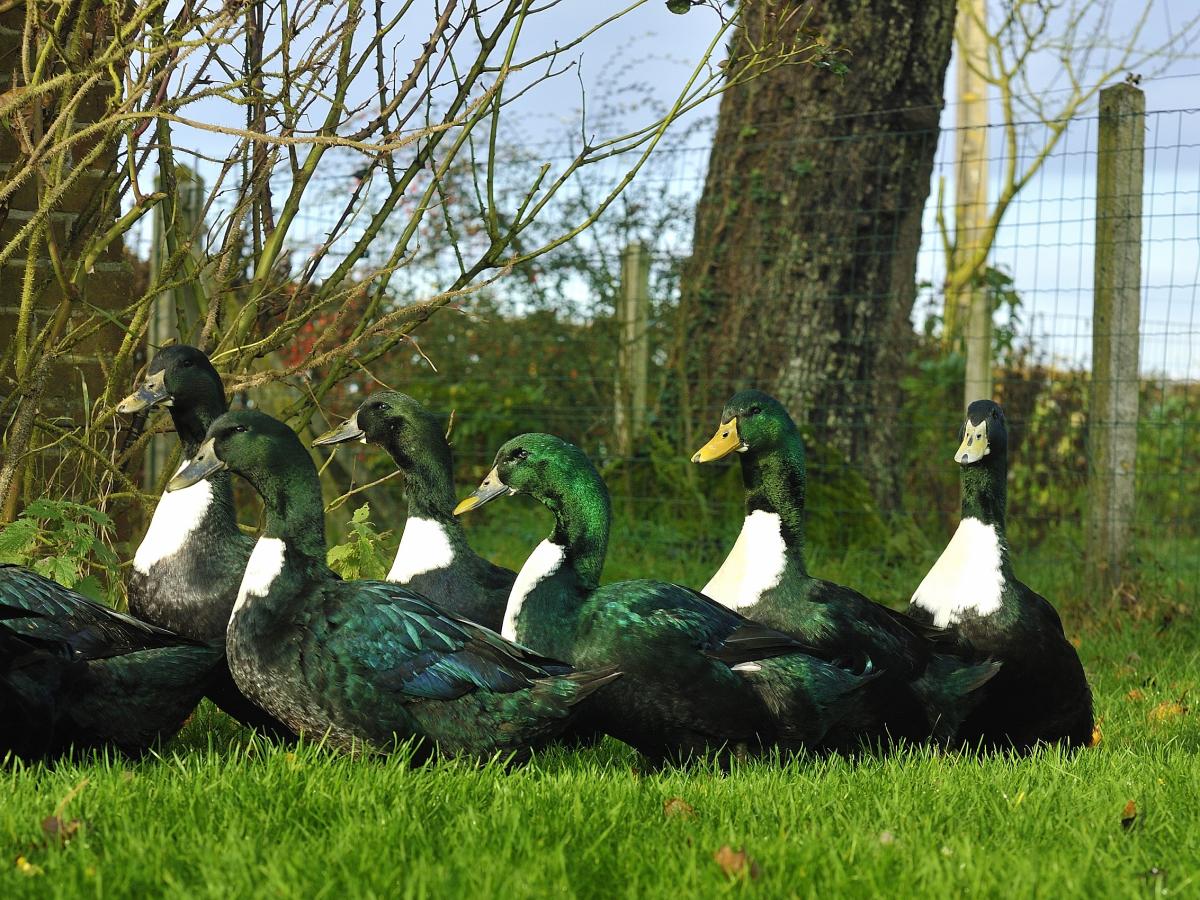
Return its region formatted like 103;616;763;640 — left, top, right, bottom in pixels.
960;453;1007;531
170;389;228;457
381;430;461;526
739;428;808;573
540;461;610;590
249;451;329;564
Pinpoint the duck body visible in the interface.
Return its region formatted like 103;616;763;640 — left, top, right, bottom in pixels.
119;346;294;739
693;390;999;744
907;401;1093;751
172;411;617;762
458;434;884;765
0;565;222;761
314;391;514;630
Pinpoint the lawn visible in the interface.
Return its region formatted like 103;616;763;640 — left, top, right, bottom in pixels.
2;508;1197;898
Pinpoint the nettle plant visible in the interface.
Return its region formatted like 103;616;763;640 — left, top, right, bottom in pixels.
0;499;120;601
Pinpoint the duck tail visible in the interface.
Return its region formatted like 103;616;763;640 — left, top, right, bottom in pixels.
557;666;622;705
914;656;1002;743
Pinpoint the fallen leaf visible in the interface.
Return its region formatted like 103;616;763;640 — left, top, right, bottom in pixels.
1090;724;1103;747
1070;636;1082;649
1121;800;1138;830
878;830;897;846
41;815;82;846
713;845;760;880
1126;688;1144;701
1148;700;1188;722
664;798;696;820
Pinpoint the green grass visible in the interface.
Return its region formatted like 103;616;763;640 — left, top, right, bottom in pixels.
3;509;1197;897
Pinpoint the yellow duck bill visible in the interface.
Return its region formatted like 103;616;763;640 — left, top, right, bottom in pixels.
168;438;227;491
691;417;745;463
116;370;171;414
453;466;515;515
956;419;990;464
312;412;365;446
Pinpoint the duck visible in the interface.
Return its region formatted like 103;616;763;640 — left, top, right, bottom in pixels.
117;345;294;739
313;390;514;630
454;433;885;765
0;564;223;761
907;399;1093;751
165;410;619;762
691;389;999;744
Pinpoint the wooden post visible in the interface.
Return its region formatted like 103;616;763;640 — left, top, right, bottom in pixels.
614;242;651;457
145;166;206;488
954;0;992;406
1087;83;1144;595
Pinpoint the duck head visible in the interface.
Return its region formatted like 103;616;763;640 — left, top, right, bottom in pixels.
168;410;302;494
956;399;1008;466
691;389;798;463
454;433;596;515
313;390;448;472
117;345;224;416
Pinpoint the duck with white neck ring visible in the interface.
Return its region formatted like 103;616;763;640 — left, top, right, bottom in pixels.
908;399;1094;751
313;391;515;630
692;389;1000;746
167;410;620;762
456;433;887;766
117;346;294;740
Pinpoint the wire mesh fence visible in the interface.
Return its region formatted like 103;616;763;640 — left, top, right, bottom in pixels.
126;94;1200;601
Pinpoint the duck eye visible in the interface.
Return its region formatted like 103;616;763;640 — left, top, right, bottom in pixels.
182;359;194;368
511;448;529;461
749;405;762;416
234;425;247;434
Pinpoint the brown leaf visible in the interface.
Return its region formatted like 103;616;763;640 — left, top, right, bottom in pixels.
41;815;82;846
1121;800;1138;830
1126;688;1144;701
664;797;696;820
713;845;760;880
1148;700;1188;722
1090;724;1103;747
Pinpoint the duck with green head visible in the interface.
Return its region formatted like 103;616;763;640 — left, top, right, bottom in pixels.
907;400;1093;751
456;433;885;765
692;389;999;744
116;345;293;738
167;410;618;761
0;565;223;761
313;391;513;630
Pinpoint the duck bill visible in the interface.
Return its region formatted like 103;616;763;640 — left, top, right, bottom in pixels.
956;420;990;465
453;466;514;515
691;417;745;463
117;370;171;414
313;412;365;446
167;438;227;491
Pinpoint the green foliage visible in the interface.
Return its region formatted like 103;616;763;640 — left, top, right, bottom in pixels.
0;500;119;602
326;504;391;581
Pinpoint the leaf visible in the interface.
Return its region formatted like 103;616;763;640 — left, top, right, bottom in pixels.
666;0;694;12
1121;800;1138;831
663;797;696;820
713;845;760;880
350;503;372;525
1126;688;1144;701
41;815;82;846
1148;700;1188;723
0;519;38;557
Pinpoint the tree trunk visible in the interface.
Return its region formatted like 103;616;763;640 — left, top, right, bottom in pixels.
674;0;955;509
